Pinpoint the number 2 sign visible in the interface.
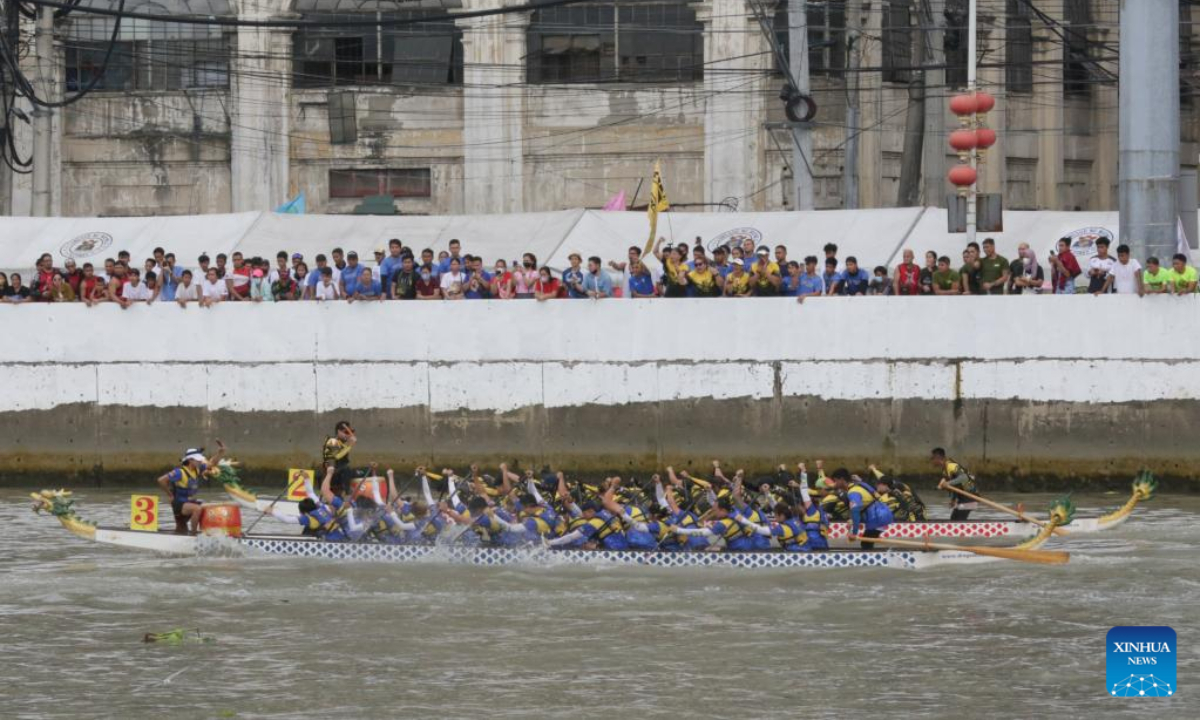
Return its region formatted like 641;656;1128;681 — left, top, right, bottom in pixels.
130;495;159;531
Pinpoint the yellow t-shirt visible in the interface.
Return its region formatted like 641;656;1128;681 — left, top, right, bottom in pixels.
725;271;752;295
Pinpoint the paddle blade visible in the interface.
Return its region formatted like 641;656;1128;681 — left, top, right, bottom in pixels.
962;545;1070;565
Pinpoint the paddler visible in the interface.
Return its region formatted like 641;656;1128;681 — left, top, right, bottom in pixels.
670;493;754;552
156;439;226;534
734;501;810;551
547;480;629;550
599;478;661;550
652;474;707;551
868;464;927;522
830;468;894;549
931;447;979;520
265;496;347;541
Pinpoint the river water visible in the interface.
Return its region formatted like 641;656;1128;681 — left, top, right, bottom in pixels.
2;489;1196;719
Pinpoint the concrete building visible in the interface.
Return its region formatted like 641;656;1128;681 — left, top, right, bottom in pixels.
3;0;1198;217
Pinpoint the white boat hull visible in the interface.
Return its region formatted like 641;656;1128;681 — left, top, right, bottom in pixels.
77;526;997;571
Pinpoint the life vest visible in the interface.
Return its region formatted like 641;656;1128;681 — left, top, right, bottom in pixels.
170;464;202;504
943;460;979;495
892;482;928;521
847;482;894;531
800;503;830;549
521;507;558;537
669;509;707;549
574;513;627;550
819;491;848;521
714;517;753;552
739;506;772;550
623;506;658;550
303;503;344;540
773;519;807;551
323;436;350;468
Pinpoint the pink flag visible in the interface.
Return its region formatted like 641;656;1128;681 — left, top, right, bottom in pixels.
602;190;627;211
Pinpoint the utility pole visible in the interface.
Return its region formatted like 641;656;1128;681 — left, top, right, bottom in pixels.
31;6;53;216
897;4;925;207
1119;0;1180;261
0;0;20;215
843;30;860;209
965;0;977;243
788;0;813;210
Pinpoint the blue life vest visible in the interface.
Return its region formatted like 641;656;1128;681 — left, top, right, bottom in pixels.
801;503;830;550
714;517;754;552
303;503;346;541
669;509;709;550
169;464;202;504
738;506;772;550
772;518;807;551
848;482;894;531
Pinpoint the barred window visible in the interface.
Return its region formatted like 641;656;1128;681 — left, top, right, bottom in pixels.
944;0;968;88
64;15;232;91
772;1;846;78
1006;0;1033;93
1183;0;1196;108
527;2;703;84
329;168;432;198
294;12;463;88
882;0;912;83
1063;0;1091;97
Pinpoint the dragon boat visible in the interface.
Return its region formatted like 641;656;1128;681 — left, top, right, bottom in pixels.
220;471;1157;546
28;490;1075;571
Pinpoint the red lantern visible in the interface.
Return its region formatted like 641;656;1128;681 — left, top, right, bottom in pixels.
949;94;977;116
974;91;995;114
948;165;977;187
949;129;979;152
976;128;997;149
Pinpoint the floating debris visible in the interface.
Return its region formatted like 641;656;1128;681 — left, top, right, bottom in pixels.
142;628;214;645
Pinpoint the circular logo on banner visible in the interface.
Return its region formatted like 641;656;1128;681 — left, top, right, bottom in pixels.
707;227;762;253
1058;226;1114;263
59;232;113;260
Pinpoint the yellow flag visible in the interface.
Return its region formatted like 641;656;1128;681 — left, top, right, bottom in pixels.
130;495;159;531
645;161;670;255
287;468;314;501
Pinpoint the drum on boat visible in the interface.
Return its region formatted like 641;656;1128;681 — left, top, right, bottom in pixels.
199;503;243;537
351;477;387;503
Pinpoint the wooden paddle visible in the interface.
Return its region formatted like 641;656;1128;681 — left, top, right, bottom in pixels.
941;483;1069;536
857;535;1069;565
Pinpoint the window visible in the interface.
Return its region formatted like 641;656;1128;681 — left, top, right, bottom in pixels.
527;3;702;83
882;0;912;83
329;169;432;198
772;1;846;78
944;0;968;88
1006;0;1033;93
1063;0;1091;97
64;18;232;91
294;12;463;88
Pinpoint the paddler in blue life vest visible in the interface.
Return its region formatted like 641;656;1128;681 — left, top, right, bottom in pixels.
547;479;629;550
931;447;979;521
830;467;894;549
671;492;755;552
787;463;830;550
734;500;811;551
265;496;348;541
156;439;226;534
485;476;560;545
599;477;662;550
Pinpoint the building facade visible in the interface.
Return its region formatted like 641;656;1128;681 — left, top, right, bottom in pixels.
3;0;1197;217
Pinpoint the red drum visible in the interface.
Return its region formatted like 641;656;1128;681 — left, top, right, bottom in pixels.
199;503;243;537
351;478;387;503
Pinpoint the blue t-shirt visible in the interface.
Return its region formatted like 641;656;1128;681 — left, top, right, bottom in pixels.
562;267;586;298
438;255;464;275
781;274;803;297
306;269;323;288
378;255;404;294
356;279;382;298
798;273;825;296
836;268;870;295
713;263;733;279
822;271;838;293
341;264;366;296
464;270;492;299
583;270;613;297
628;272;655;297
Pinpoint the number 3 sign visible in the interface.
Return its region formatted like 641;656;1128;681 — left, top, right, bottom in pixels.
130;495;159;531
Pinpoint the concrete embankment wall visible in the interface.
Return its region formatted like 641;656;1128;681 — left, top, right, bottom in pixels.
1;297;1198;490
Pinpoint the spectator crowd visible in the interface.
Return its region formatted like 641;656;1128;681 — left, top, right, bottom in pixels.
1;234;1196;306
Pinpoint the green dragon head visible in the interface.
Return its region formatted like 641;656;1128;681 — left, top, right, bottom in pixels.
29;489;89;522
207;459;244;489
1132;471;1158;502
1048;495;1077;527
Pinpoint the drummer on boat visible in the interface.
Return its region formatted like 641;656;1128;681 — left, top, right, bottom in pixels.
156;439;226;534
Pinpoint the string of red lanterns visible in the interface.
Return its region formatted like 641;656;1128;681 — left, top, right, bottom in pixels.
947;91;996;195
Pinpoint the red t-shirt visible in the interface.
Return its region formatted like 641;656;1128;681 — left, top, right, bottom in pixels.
535;278;561;297
81;276;101;300
895;263;920;295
